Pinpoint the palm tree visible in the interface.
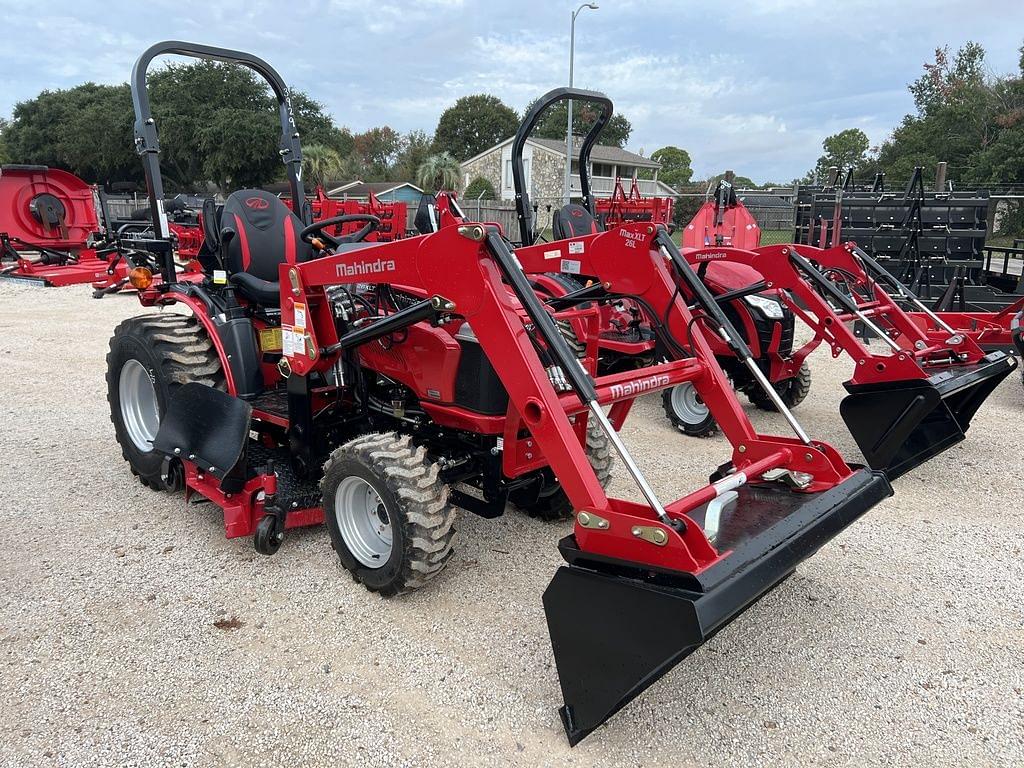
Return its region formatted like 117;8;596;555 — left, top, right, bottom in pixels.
302;144;344;191
416;152;461;192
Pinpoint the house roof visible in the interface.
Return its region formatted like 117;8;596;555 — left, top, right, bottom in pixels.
325;181;424;197
529;137;661;168
460;136;661;169
261;180;424;198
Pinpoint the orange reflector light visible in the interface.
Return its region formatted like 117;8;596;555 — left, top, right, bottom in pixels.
128;266;154;290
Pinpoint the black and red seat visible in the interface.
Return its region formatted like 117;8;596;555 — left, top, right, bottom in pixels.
218;189;312;306
552;204;601;240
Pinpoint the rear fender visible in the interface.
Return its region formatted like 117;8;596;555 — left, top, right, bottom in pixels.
149;287;263;397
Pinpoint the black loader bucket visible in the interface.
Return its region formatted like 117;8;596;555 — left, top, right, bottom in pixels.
152;383;252;491
840;350;1016;480
543;469;892;746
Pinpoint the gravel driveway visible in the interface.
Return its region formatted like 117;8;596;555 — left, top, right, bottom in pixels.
0;282;1021;767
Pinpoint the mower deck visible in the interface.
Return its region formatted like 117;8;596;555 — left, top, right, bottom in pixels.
1;255;112;287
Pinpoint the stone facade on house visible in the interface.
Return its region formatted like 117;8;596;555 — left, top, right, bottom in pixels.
460;140;575;203
460;137;670;203
460;150;503;198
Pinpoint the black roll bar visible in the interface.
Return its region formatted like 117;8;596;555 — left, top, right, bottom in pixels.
130;41;307;282
511;87;613;246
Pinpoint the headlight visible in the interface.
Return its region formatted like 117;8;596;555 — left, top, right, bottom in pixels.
744;294;785;320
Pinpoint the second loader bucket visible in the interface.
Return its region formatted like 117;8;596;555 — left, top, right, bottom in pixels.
544;469;892;746
840;350;1017;480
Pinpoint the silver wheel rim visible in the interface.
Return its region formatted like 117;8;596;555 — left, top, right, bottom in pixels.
119;359;160;452
670;383;709;425
335;476;393;568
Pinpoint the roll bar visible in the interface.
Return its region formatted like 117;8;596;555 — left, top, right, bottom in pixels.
511;87;613;246
130;41;307;253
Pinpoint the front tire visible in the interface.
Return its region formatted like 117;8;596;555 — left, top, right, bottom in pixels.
322;433;456;596
747;361;812;411
510;418;613;521
663;382;717;437
106;313;224;490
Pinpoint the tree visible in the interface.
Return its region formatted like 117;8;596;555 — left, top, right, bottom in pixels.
434;94;520;161
416;152;461;192
0;118;8;164
464;176;496;200
4;83;139;184
650;146;692;189
705;172;757;189
875;41;1004;184
2;61;343;191
393;130;434;182
811;128;870;178
352;126;402;181
525;99;633;149
302;144;345;190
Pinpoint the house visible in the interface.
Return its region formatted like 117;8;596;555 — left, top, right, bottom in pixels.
324;181;425;205
261;179;424;205
459;136;677;202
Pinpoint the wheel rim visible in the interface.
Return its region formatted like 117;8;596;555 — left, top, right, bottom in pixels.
669;383;709;425
335;476;393;568
119;359;160;452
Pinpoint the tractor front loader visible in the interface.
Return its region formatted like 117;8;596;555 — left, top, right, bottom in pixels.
110;42;896;746
678;239;1016;478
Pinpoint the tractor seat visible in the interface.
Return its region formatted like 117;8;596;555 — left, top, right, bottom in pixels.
552;204;601;240
220;189;314;307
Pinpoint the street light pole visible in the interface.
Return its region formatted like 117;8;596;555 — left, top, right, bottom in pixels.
565;2;598;206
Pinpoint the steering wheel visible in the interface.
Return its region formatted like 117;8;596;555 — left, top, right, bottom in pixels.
300;214;381;250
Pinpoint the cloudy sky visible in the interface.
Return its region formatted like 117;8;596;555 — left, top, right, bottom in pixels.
1;0;1022;182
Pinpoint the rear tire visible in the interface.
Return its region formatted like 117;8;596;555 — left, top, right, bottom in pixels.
510;418;613;521
322;433;456;596
106;312;224;491
663;382;718;437
747;361;812;411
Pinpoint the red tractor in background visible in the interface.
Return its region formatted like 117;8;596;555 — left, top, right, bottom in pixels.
108;43;908;745
510;94;813;437
514;89;1014;479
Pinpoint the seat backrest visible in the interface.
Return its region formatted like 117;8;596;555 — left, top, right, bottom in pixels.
414;194;439;234
220;189;312;281
552;204;600;240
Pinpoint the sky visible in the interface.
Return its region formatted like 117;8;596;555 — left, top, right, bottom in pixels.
1;0;1023;183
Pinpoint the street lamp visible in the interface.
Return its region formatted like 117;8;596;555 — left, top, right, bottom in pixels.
565;2;599;206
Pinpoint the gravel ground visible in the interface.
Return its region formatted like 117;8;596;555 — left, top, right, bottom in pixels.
0;282;1022;768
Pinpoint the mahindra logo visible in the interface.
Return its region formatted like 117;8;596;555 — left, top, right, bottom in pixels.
335;258;397;279
695;252;727;261
570;208;584;217
609;374;670;399
245;197;270;210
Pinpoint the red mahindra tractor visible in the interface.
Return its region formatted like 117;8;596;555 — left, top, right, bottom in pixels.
0;165;119;286
514;90;1014;480
510;93;812;437
107;44;909;745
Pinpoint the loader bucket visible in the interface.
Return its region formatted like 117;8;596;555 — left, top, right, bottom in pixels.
543;468;892;746
840;350;1016;480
